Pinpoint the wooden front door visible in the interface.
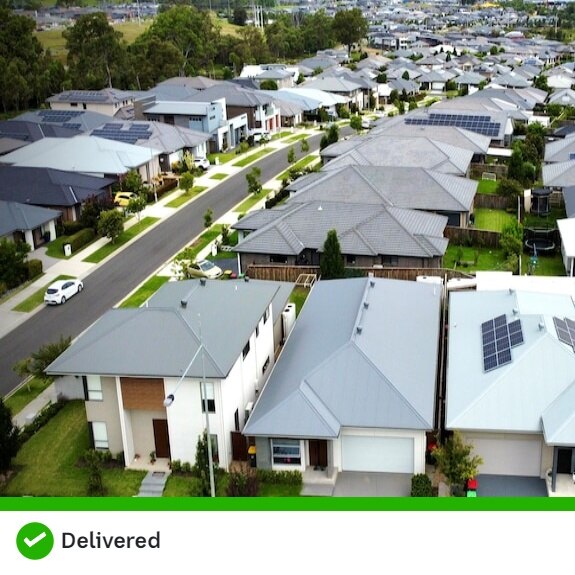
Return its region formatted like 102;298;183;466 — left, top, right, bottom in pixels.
308;439;328;469
153;419;171;459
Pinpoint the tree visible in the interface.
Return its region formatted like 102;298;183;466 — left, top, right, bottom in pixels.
192;430;218;497
80;196;114;231
320;229;345;279
497;178;523;204
84;449;105;496
260;79;278;90
301;9;335;54
332;8;368;55
179;172;195;195
97;210;124;243
246;167;262;196
432;431;483;491
0;238;30;289
232;6;247;26
402;70;410;80
500;219;523;259
126;195;148;222
350;115;362;133
204;208;213;228
13;335;72;384
287;146;296;164
300;138;309;153
64;12;127;89
533;74;549;92
0;398;19;474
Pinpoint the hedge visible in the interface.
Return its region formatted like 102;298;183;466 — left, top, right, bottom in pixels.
67;227;95;252
62;220;85;236
255;468;302;486
26;259;43;280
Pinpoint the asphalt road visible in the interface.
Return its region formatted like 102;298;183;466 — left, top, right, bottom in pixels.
0;132;328;397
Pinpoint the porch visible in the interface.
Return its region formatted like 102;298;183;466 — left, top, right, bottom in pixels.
127;457;171;473
301;466;338;497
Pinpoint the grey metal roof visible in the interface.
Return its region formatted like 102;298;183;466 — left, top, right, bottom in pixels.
191;82;277;107
285;165;476;213
0;200;61;236
15;109;113;132
322;136;473;176
544;135;575;163
244;277;442;438
562;186;575;218
47;88;135;104
234;201;448;259
0;166;114;207
543;160;575;187
0;120;80;143
47;279;291;379
446;290;575;438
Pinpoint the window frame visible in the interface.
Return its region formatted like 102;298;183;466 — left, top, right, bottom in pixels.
83;375;103;401
200;381;216;413
91;421;109;450
271;438;301;466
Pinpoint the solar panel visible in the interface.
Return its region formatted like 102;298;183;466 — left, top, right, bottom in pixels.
508;319;524;347
494;315;507;328
553;316;572;348
483;354;498;372
480;313;526;372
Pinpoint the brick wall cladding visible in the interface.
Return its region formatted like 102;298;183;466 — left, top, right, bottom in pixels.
121;378;165;410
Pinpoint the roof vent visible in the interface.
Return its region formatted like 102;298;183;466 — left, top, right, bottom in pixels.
363;301;369;309
200;278;206;286
356;325;363;335
180;299;187;309
509;288;515;294
369;279;375;288
512;307;519;315
244;276;249;282
539;321;545;331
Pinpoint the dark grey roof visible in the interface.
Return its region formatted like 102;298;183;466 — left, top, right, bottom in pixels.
47;279;291;379
0;200;61;236
234;201;448;259
0;165;114;207
191;82;277;108
14;109;113;132
0;120;80;143
244;278;442;438
47;88;135;104
286;165;476;213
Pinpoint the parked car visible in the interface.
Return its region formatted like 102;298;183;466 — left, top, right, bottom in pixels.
195;157;211;171
188;260;223;279
114;192;138;207
44;279;83;305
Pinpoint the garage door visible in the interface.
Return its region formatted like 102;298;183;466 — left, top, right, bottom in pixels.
341;435;414;473
470;437;542;477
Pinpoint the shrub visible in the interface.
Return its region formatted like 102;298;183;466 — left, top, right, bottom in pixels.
68;227;95;252
18;400;68;445
411;473;433;497
170;459;182;473
226;470;259;496
26;259;43;280
62;220;85;236
0;281;7;297
181;461;192;474
255;469;302;486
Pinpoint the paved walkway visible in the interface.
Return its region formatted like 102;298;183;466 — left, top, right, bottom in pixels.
136;470;171;497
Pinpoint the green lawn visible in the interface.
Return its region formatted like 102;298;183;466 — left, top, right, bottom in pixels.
177;224;223;262
477;179;498;195
119;275;170;308
2;401;145;496
285;134;309;143
271;131;292;140
12;274;73;313
82;217;158;263
233;189;272;212
233;148;272;167
277;155;319;181
210;172;228;180
163;475;202;497
523;207;566;230
290;286;311;317
474;208;516;232
165;186;208;208
4;377;52;415
444;245;508;272
521;252;566;276
207;151;236;165
46;234;98;259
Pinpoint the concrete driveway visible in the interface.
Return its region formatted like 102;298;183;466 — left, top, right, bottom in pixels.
333;472;412;497
477;475;547;497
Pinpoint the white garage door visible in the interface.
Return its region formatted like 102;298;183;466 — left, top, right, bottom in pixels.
341;435;414;473
471;437;542;477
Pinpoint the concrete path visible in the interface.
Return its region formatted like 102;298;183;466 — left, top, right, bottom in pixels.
10;382;58;429
137;470;170;497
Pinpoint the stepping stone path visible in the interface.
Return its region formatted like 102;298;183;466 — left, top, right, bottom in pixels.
137;471;170;497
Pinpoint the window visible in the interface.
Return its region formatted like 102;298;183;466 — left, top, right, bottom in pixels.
270;255;288;264
346;255;356;265
272;438;301;465
255;324;259;338
381;255;399;267
242;341;250;359
234;409;240;432
91;422;108;450
263;307;270;324
83;376;103;401
210;434;219;464
200;382;215;413
262;356;270;374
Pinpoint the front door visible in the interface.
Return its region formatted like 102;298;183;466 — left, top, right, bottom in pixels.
557;447;574;474
153;419;171;459
308;439;328;470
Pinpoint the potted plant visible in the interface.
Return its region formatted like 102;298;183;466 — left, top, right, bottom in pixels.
149;451;156;465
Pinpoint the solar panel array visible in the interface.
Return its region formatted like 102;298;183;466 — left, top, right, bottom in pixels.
91;123;153;145
38;110;83;124
553;317;575;351
59;91;108;103
481;314;525;372
405;113;502;138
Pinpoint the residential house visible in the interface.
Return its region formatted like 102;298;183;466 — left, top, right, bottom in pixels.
47;89;136;118
244;277;442;480
544;134;575;164
0;165;114;222
232;200;448;272
446;287;575;492
548;88;575;108
46;279;292;470
0;200;61;249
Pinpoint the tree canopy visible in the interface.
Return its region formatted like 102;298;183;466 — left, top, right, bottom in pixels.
332;8;368;55
320;229;345;279
0;398;19;474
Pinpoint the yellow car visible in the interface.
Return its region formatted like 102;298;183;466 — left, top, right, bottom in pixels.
114;192;138;207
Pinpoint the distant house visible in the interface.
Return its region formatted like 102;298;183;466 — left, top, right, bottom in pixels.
244;277;442;479
446;287;575;492
0;200;61;249
0;165;114;222
47;89;136;118
544;134;575;164
46;279;292;470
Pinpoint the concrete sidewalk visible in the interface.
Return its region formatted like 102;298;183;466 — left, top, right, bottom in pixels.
0;129;319;345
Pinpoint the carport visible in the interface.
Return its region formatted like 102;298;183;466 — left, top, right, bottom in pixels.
476;475;547;497
333;472;412;497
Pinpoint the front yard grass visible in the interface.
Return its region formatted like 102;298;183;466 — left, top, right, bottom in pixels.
474;208;516;232
1;401;145;496
476;179;498;195
277;154;318;181
233;189;272;212
46;234;96;259
207;151;236;165
210;172;228;180
285;133;309;143
4;377;52;415
119;275;170;308
165;186;208;208
233;148;272;167
177;224;223;262
82;217;158;263
12;274;73;312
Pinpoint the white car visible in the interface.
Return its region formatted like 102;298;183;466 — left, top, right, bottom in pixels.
44;279;83;305
195;157;210;171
